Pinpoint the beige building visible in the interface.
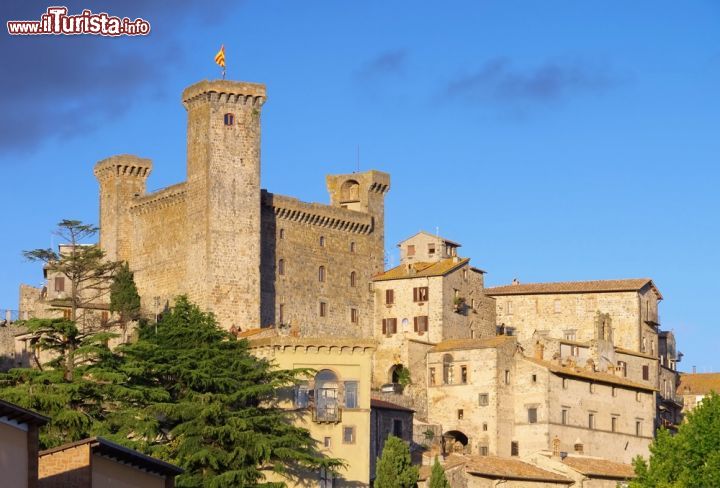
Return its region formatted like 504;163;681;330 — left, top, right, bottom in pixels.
245;331;375;487
677;372;720;414
38;437;182;488
0;399;49;488
371;233;495;418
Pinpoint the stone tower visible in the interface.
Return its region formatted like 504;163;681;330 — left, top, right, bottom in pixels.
182;80;267;329
326;171;390;271
94;155;152;262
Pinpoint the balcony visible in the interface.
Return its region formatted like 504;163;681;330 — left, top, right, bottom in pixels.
312;404;342;423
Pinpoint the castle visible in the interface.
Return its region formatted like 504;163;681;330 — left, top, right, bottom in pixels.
13;78;684;488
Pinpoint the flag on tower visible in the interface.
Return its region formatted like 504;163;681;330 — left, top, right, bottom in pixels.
214;45;225;68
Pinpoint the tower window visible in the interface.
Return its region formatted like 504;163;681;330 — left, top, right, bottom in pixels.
318;266;326;283
223;113;234;125
278;259;285;276
350;241;356;253
319;301;327;317
279;228;285;239
319;236;325;247
350;308;358;324
350;271;357;287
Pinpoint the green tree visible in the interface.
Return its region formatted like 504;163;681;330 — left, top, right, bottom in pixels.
374;435;418;488
631;391;720;487
428;456;451;488
0;318;121;447
102;296;342;488
109;262;141;340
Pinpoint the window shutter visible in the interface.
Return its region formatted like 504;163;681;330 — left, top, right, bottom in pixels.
391;319;397;334
413;317;418;332
413;288;418;302
382;319;387;335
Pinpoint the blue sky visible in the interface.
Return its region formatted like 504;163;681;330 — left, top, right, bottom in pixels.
1;1;718;371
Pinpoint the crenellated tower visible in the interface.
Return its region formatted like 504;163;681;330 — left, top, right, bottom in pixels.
182;80;267;329
94;155;152;262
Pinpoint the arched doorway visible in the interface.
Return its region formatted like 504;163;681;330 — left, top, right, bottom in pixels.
443;430;469;454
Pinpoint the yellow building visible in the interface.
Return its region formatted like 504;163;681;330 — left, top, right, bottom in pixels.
246;331;375;487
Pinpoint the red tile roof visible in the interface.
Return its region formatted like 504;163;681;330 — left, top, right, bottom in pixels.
486;278;662;300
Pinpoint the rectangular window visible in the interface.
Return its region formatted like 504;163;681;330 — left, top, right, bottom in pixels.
564;330;576;341
589;383;595;394
428;243;436;255
413;287;429;302
471;298;476;309
295;383;309;408
319;301;327;317
457;409;464;420
562;378;568;389
429;368;436;385
642;365;650;381
636;420;642;436
279;304;284;324
381;318;397;335
532;374;537;383
504;370;510;385
611;416;618;433
407;244;415;256
479;445;489;456
618;361;628;377
511;441;519;456
478;393;489;406
344;381;358;408
414;315;429;333
54;276;65;292
612;387;617;397
350;308;358;324
320;468;334;488
393;419;403;437
100;311;109;326
343;426;356;444
323;437;332;449
461;366;468;384
588;413;595;429
561;408;569;425
636;391;642;402
385;289;394;305
528;407;538;424
62;309;71;320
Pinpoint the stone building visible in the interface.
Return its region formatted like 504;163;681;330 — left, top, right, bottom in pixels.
38;437;182;488
371;233;496;418
369;398;414;483
677;372;720;414
486;279;682;433
85;79;389;335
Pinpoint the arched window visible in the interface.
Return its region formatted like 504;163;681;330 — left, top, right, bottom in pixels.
315;369;340;422
279;228;285;239
443;354;454;385
318;266;326;282
223;113;234;126
350;241;356;253
278;259;285;276
350;271;357;287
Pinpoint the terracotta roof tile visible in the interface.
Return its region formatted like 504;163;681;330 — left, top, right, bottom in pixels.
523;357;657;392
486;278;662;300
370;398;414;413
373;258;470;282
677;373;720;395
562;456;635;479
462;455;571;483
431;336;515;352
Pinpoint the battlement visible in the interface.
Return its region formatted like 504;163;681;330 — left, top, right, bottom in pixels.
129;182;187;215
262;191;375;235
181;79;267;109
93;154;152;182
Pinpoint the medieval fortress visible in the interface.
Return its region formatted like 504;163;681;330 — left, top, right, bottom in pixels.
12;78;684;487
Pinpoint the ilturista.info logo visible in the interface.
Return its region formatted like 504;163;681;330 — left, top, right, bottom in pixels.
7;6;151;36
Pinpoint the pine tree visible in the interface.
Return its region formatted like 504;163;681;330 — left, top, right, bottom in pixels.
374;435;418;488
102;296;343;487
0;318;120;448
109;262;141;341
631;392;720;487
429;456;451;488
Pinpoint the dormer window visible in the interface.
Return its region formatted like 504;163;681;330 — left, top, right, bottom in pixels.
223;113;234;125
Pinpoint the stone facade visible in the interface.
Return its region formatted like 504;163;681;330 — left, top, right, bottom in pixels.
91;79;388;333
369;399;414;482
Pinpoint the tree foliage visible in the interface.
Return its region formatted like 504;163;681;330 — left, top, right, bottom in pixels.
631;392;720;487
429;456;451;488
374;435;418;488
109;262;141;325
